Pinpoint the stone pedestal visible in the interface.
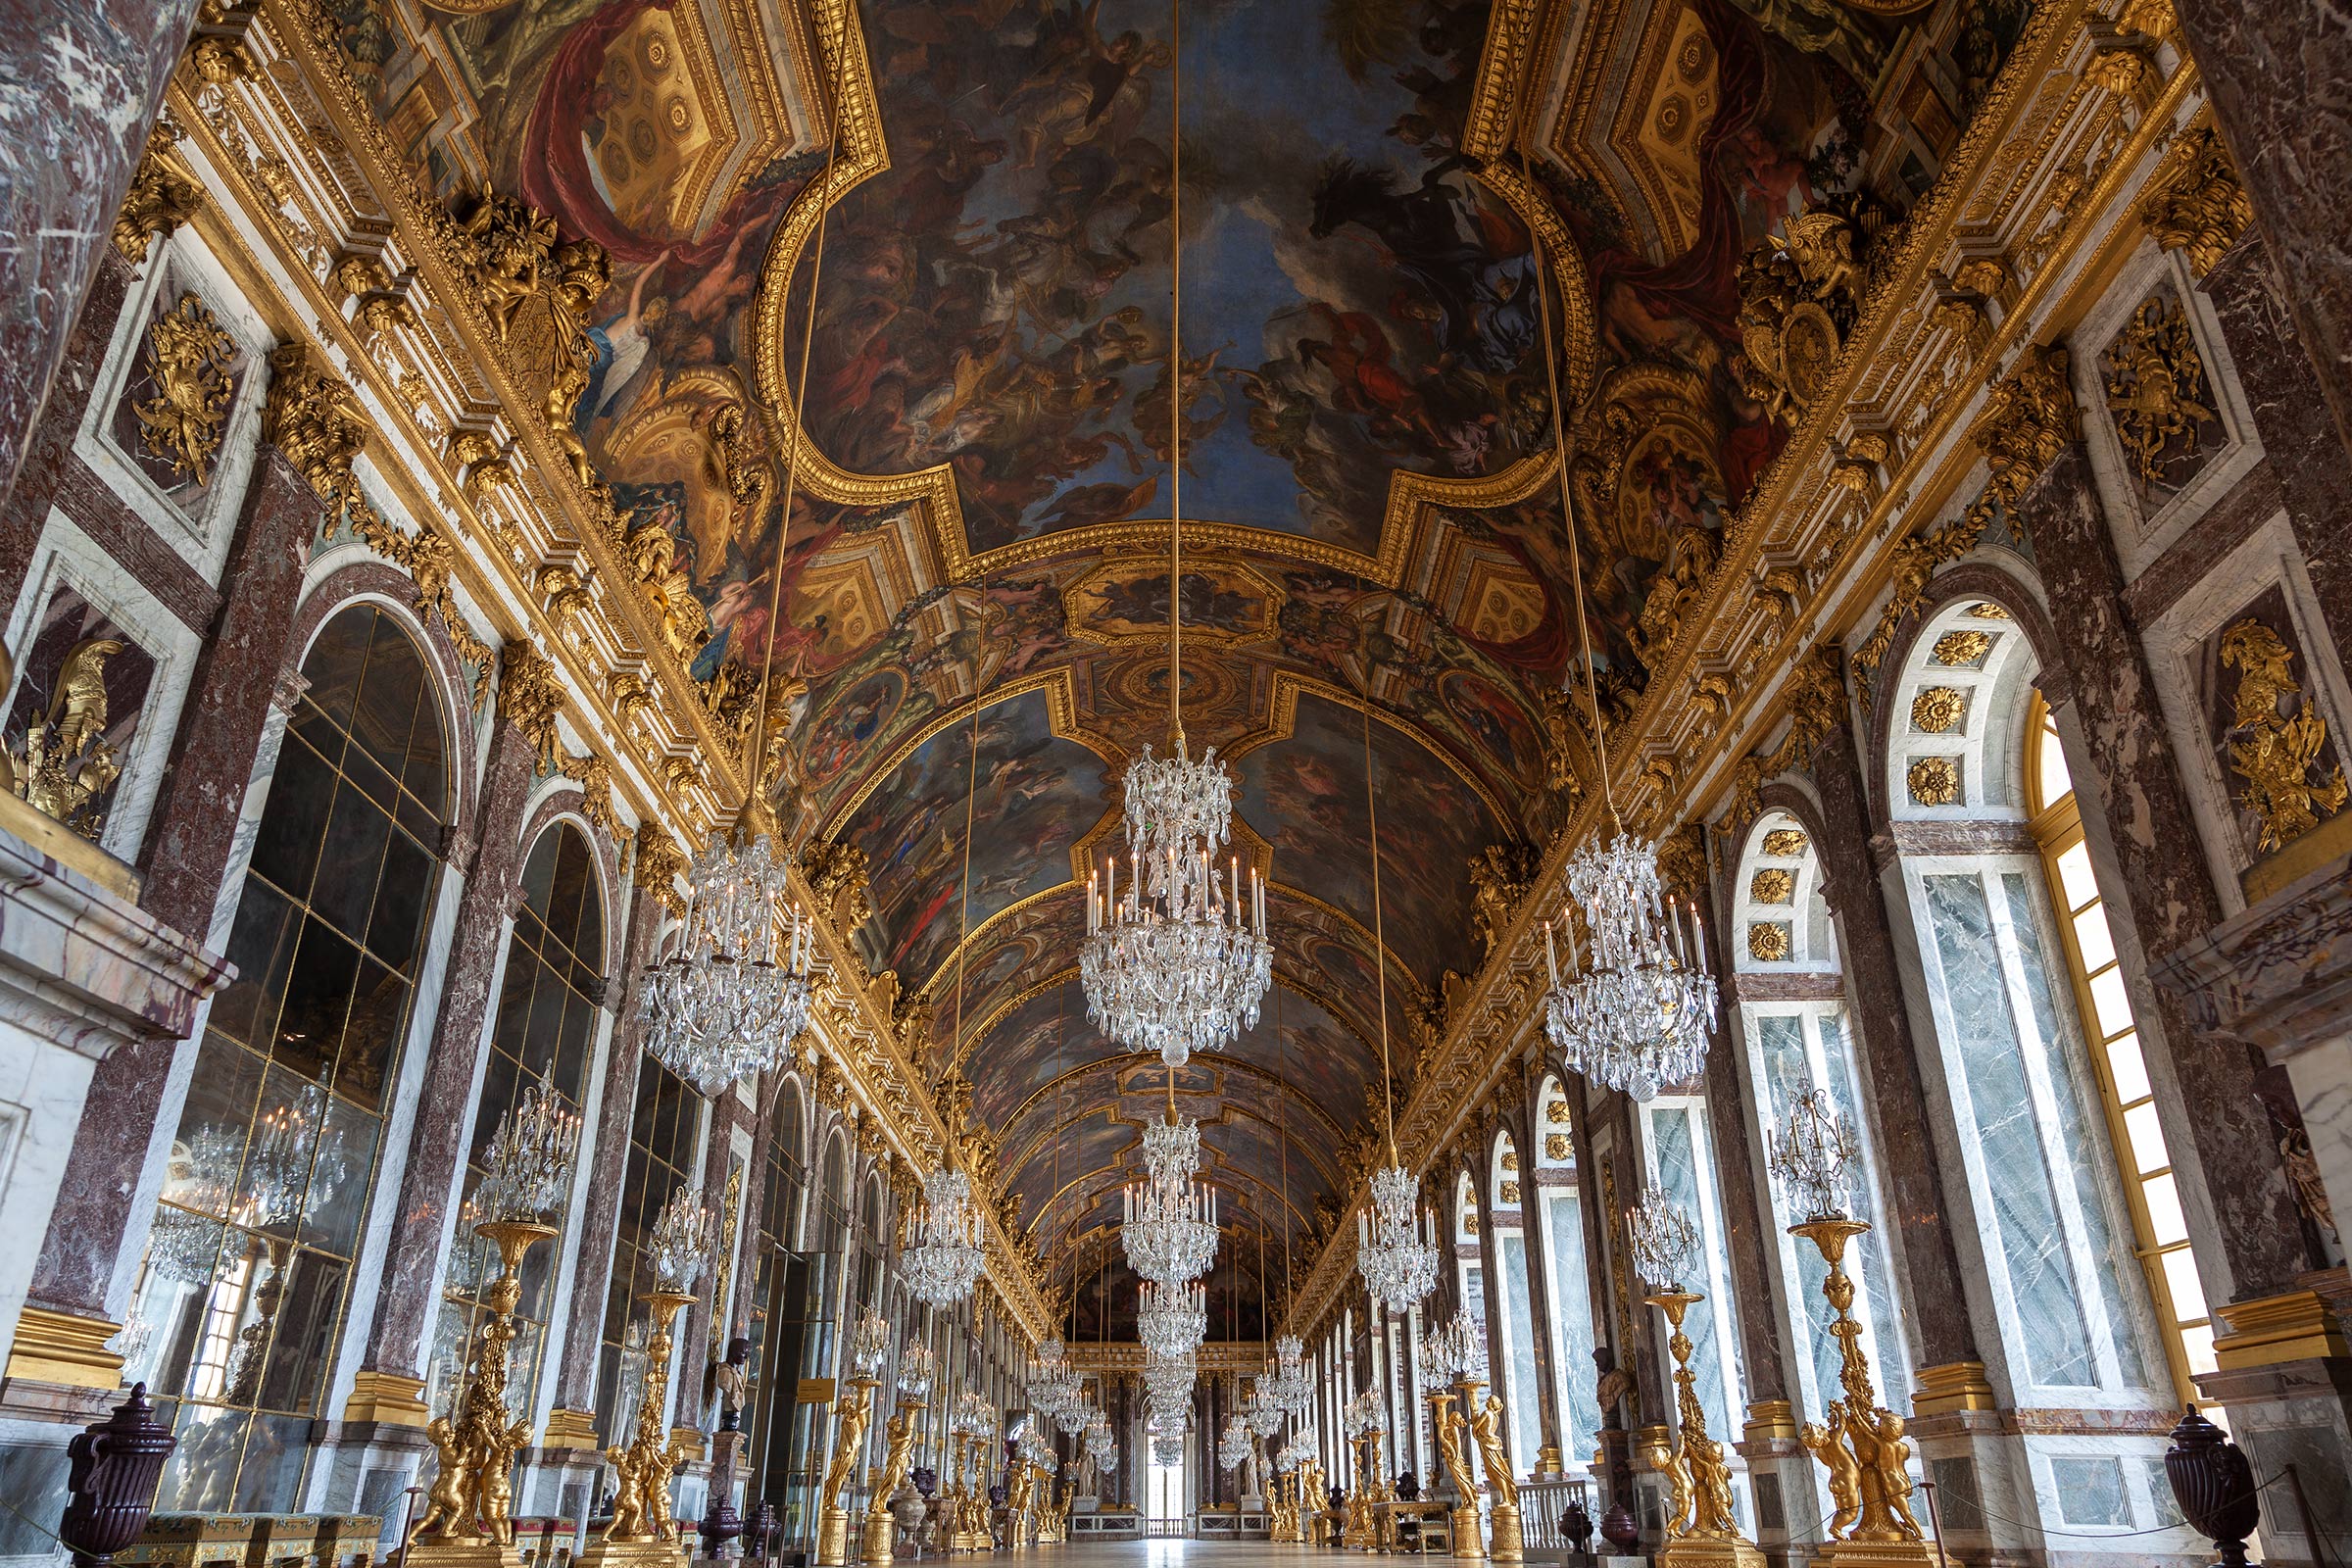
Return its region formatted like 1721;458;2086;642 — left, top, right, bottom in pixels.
1488;1501;1523;1564
1734;1401;1810;1565
1449;1502;1485;1559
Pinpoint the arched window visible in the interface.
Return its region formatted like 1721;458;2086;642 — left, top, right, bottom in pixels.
130;604;450;1510
2025;696;2212;1396
425;821;606;1421
1531;1079;1601;1473
1487;1132;1540;1478
1638;1096;1745;1474
1888;600;2161;1401
1732;811;1910;1421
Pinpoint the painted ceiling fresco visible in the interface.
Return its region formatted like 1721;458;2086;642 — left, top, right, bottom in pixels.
343;0;2036;1282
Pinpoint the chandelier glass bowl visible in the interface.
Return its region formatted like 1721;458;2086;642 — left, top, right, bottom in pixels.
904;1167;986;1305
1542;830;1717;1103
639;831;816;1098
1081;739;1272;1067
1138;1279;1207;1358
1356;1163;1439;1312
1268;1333;1313;1416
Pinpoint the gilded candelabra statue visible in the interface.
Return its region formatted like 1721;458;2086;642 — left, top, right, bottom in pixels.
1298;1455;1327;1544
583;1188;716;1568
1466;1389;1522;1563
1433;1388;1485;1561
1628;1189;1765;1568
1342;1428;1377;1548
866;1338;934;1566
1770;1093;1933;1568
408;1092;579;1568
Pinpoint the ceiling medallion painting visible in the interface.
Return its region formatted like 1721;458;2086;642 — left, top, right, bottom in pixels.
329;0;2048;1310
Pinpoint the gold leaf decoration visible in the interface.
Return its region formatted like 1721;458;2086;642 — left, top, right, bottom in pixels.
1967;603;2011;620
1544;1099;1570;1125
1750;867;1794;905
2101;295;2220;485
1498;1181;1520;1205
1934;630;1992;666
1911;686;1968;734
2140;124;2254;276
1747;922;1792;962
1761;828;1808;858
1907;755;1962;807
2219;618;2349;854
1544;1133;1571;1161
134;294;238;485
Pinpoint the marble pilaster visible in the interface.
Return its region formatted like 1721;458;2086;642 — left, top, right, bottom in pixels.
2172;0;2352;466
1496;1087;1566;1475
350;705;538;1398
1802;727;1982;1369
2010;442;2314;1303
0;0;204;511
549;874;663;1430
2198;232;2352;656
1693;878;1788;1409
25;441;319;1335
0;248;135;613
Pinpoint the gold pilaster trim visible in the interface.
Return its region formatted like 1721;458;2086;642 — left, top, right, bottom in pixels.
543;1407;602;1449
2;1307;124;1390
1908;1361;1998;1415
1740;1400;1798;1444
2210;1289;2352;1371
340;1368;431;1427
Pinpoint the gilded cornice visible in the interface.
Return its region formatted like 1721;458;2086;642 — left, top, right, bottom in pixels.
1282;0;2195;1341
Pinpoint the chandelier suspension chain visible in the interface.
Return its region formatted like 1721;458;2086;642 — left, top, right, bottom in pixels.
1362;698;1395;1163
1168;0;1183;744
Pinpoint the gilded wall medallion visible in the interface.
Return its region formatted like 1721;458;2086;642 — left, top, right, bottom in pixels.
1761;827;1808;857
1907;755;1962;806
1544;1134;1571;1161
1746;922;1792;962
1933;629;1993;667
1749;867;1794;905
1910;686;1968;734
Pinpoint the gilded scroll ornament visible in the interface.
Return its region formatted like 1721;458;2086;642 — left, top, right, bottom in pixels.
498;643;567;775
2219;618;2349;854
1906;756;1961;807
262;342;371;511
1469;841;1540;956
1750;868;1794;905
634;822;689;912
135;294;238;485
1933;630;1992;666
2140;125;2254;276
1737;210;1868;420
1909;687;1967;734
1761;828;1808;858
114;122;202;265
802;839;875;930
1973;343;2080;507
3;636;125;839
1747;923;1791;963
2102;296;2219;484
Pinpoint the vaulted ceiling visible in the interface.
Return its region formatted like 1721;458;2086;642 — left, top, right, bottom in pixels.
342;0;2030;1323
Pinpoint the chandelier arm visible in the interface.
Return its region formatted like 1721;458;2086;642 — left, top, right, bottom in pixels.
1525;158;1617;827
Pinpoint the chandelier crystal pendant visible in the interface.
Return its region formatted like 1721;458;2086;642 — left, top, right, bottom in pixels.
1120;1112;1219;1284
1767;1087;1859;1220
1541;831;1718;1102
1216;1414;1252;1472
1244;1377;1286;1441
1028;1334;1073;1414
904;1167;987;1306
1138;1279;1206;1358
640;829;818;1098
1267;1333;1313;1417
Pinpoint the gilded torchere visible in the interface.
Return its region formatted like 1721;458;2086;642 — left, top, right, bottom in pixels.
868;1338;934;1566
1432;1388;1484;1561
1465;1389;1522;1565
1628;1188;1764;1568
1791;1219;1932;1568
822;1310;890;1568
580;1188;715;1568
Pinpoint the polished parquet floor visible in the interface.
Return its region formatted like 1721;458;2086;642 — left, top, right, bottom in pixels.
945;1546;1375;1566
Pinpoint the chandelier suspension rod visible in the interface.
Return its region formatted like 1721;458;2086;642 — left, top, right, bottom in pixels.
948;692;982;1162
1167;0;1184;745
1525;154;1617;828
743;60;843;798
1361;699;1396;1164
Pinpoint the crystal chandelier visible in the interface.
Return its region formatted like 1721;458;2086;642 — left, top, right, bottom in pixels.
1275;1432;1308;1473
1216;1413;1251;1472
1151;1424;1187;1469
639;830;816;1098
1423;1307;1488;1387
1075;18;1270;1068
848;1305;891;1379
238;1071;350;1231
1244;1377;1285;1441
474;1086;582;1225
1267;1333;1313;1416
1356;1163;1439;1314
1767;1087;1859;1220
904;1167;986;1306
1054;1388;1094;1437
1143;1345;1198;1408
1029;1335;1073;1413
1085;1410;1116;1471
1342;1390;1379;1438
650;1186;716;1291
1138;1279;1206;1358
899;1339;938;1401
1541;831;1718;1102
1625;1183;1700;1295
1120;1113;1219;1284
1080;747;1272;1067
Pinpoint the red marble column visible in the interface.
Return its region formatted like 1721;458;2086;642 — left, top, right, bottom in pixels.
1804;726;1983;1370
550;876;663;1420
2172;0;2352;463
351;698;538;1393
0;248;136;612
2198;233;2352;655
2007;443;2314;1300
25;442;320;1328
0;0;203;510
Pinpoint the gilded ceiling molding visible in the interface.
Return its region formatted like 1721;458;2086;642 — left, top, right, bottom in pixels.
996;1051;1351;1163
1278;0;2192;1343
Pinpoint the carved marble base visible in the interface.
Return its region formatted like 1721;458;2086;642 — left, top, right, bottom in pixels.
1487;1502;1523;1564
1450;1503;1485;1559
818;1506;852;1566
862;1509;895;1566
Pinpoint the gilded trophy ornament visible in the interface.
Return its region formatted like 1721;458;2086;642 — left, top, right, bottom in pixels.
3;636;126;840
2101;296;2219;485
2218;617;2348;855
135;294;238;485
